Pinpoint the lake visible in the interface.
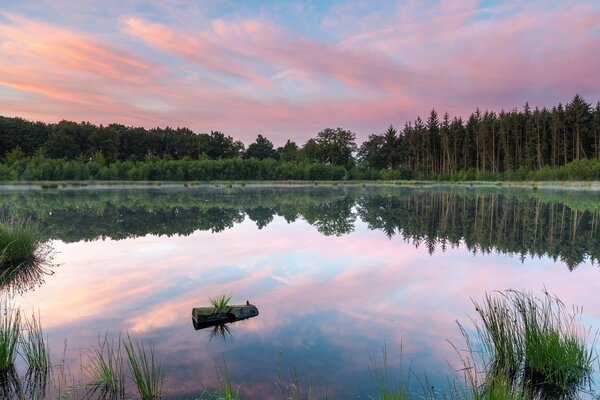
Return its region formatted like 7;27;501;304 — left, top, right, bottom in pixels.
1;184;600;399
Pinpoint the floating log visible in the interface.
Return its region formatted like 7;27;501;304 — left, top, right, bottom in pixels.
192;304;259;330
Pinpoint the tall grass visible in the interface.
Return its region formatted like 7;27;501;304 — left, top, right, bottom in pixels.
275;354;322;400
0;218;48;269
209;294;232;314
0;218;51;294
369;345;407;400
0;299;20;372
467;289;595;398
198;356;241;400
20;311;51;370
85;333;125;398
123;333;164;400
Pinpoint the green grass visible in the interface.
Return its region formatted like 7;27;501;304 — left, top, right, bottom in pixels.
275;355;321;400
20;311;50;370
0;300;20;372
369;345;407;400
85;333;125;398
517;292;594;396
468;289;594;398
0;218;48;269
209;294;232;314
0;218;50;294
123;334;164;400
198;356;241;400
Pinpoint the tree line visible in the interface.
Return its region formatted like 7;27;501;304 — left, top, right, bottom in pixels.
1;94;600;180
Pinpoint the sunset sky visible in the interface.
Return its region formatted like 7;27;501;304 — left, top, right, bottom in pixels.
1;0;599;144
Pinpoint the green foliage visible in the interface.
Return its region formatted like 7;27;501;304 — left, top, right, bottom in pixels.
314;127;357;168
86;333;125;398
0;300;20;371
0;218;48;270
468;290;594;398
209;294;232;314
20;311;50;370
123;333;164;400
198;356;241;400
1;94;600;179
369;345;407;400
245;134;278;160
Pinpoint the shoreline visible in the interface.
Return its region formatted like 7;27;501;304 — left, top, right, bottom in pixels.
2;179;600;191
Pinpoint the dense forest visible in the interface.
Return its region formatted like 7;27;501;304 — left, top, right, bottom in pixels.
1;94;600;181
1;186;598;271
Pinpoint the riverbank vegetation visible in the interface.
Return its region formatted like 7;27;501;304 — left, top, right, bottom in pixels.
0;290;594;399
1;95;600;181
0;218;51;293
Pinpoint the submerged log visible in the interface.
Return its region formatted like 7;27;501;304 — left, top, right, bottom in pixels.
192;304;259;330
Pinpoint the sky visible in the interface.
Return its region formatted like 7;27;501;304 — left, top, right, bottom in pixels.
0;0;599;145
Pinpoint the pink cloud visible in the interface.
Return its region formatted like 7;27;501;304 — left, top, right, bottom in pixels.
0;1;599;144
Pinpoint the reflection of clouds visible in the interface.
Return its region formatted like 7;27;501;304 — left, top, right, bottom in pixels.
13;217;600;398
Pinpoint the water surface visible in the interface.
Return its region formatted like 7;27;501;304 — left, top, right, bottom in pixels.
2;184;600;398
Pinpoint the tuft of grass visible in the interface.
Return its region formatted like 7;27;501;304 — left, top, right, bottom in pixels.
516;291;594;396
85;333;125;399
0;218;48;269
369;345;407;400
209;294;232;315
0;299;20;372
20;311;51;370
198;356;241;400
467;289;594;398
123;334;164;400
0;218;51;294
275;363;321;400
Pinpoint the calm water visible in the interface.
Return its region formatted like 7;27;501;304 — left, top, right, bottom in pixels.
2;184;600;399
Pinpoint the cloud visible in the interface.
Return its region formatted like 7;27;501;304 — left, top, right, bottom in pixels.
0;1;599;144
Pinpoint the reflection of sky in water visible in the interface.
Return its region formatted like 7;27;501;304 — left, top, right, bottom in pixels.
13;212;600;399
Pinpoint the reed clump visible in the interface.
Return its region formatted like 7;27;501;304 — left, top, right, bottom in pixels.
209;294;232;314
468;289;594;398
0;218;52;294
369;345;407;400
85;333;125;398
123;333;164;400
0;218;48;270
0;300;20;372
20;311;51;371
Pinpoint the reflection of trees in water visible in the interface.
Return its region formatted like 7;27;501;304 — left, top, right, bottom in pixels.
1;186;599;269
357;191;600;269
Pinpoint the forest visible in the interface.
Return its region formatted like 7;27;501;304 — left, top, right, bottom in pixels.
1;94;600;181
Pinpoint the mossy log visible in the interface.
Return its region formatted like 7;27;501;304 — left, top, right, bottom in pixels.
192;304;259;330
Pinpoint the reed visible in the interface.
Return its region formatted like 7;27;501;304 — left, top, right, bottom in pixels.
0;218;48;269
0;300;20;372
198;356;241;400
209;294;232;314
468;289;594;398
20;311;51;370
123;333;164;400
86;333;125;398
369;345;407;400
